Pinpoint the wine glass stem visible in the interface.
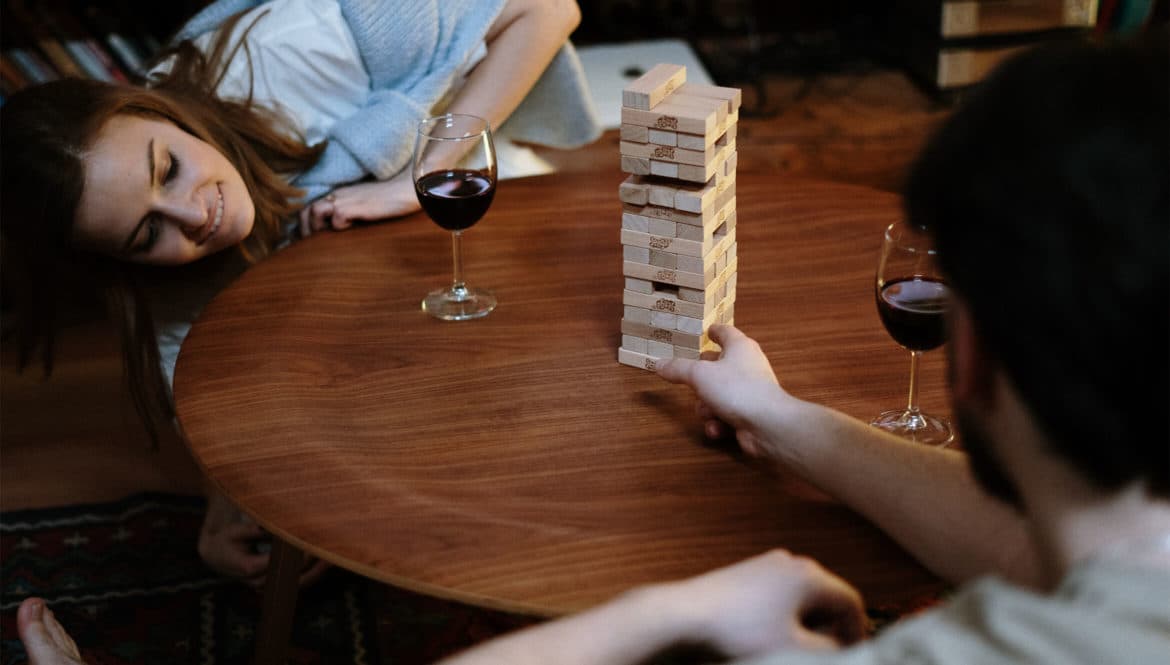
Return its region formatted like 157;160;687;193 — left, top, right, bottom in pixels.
905;350;922;417
449;231;468;299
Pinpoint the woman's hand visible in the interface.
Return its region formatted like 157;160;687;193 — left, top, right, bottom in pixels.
298;172;420;236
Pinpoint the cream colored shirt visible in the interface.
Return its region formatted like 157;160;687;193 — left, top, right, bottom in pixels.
741;558;1170;665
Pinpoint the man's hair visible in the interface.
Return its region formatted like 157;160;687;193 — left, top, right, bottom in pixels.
905;28;1169;497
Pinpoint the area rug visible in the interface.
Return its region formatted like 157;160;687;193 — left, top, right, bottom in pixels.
0;492;535;665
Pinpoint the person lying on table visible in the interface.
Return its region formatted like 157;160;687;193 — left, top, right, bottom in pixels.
1;0;600;589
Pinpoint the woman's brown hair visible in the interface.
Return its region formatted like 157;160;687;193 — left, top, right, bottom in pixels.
0;11;325;444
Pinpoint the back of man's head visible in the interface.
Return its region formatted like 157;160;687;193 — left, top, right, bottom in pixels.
904;28;1169;497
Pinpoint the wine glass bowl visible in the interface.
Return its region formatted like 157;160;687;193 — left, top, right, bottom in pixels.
871;220;955;447
412;113;498;321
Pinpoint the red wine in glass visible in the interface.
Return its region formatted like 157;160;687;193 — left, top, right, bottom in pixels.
870;221;954;447
876;276;950;352
415;169;496;231
412;113;498;321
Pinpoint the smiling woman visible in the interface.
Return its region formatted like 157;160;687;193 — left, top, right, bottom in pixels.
0;0;600;588
74;116;254;265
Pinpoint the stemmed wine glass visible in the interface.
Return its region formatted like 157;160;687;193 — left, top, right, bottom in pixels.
412;113;498;320
871;220;954;447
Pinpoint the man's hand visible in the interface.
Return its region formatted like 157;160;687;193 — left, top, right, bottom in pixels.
298;173;421;236
663;549;866;658
656;324;788;457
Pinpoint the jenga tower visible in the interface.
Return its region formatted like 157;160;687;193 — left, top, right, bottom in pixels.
617;64;741;370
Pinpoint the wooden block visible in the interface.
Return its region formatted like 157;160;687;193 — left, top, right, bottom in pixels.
646;339;675;358
622;334;648;354
618;346;663;371
675;170;735;214
624;244;651;263
723;149;738;177
677;82;742;113
622;63;687;111
619;175;649;206
676;314;703;335
620;140;723;167
673;347;701;360
620;229;703;259
676;139;735;183
663;92;727;130
647;217;677;238
621;102;717;136
621;319;709;350
649;160;678;178
650;309;677;330
620;123;649;143
647;128;676;146
725;209;737;232
621;155;650;175
625;277;653;294
675;223;705;242
623;260;707;290
717;122;738;147
619;204;733;256
676;254;703;274
624;305;653;325
623;289;710;320
649;249;677;269
647;183;675;208
621;211;650;233
623;182;734;231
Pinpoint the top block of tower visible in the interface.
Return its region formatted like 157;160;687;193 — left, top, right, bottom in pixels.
622;64;687;111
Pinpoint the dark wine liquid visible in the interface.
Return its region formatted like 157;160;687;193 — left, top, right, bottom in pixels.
415;170;495;231
876;277;950;351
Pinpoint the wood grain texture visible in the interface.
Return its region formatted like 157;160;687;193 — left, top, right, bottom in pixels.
173;173;950;617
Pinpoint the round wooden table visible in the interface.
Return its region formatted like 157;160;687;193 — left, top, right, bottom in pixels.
174;172;948;658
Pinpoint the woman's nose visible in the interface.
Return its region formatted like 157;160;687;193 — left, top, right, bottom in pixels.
155;194;207;231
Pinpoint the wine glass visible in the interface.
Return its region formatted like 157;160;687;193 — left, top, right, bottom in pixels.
412;113;498;320
870;220;955;447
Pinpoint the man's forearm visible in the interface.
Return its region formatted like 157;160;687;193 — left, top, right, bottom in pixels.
758;399;1040;586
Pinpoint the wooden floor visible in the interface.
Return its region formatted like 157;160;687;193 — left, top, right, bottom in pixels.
0;66;948;512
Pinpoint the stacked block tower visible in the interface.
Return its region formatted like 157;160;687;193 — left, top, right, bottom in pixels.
617;64;742;371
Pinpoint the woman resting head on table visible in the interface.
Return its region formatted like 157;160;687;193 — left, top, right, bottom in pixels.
0;0;599;585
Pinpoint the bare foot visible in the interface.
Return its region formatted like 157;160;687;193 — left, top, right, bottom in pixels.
16;598;86;665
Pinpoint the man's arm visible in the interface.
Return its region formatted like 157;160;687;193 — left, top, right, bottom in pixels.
438;549;864;665
658;325;1041;587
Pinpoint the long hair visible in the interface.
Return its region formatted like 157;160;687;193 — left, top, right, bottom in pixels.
0;12;325;444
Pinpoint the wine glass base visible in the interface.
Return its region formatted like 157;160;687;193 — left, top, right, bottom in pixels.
870;409;955;448
422;286;496;321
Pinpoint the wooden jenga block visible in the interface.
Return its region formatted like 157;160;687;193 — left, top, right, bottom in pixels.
622;63;687;111
622;210;651;233
647;128;676;146
620;124;649;143
662;92;728;130
622;261;707;289
620;140;725;168
623;244;651;263
647;182;675;208
621;155;650;175
623;305;653;325
675;170;735;214
618;347;662;371
674;140;736;183
621;102;717;136
625;277;653;294
676;82;743;114
619;175;649;206
622;334;648;354
621;319;709;350
722;150;738;177
622;182;735;232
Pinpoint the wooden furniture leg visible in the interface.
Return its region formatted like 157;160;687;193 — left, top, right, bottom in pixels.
253;536;304;665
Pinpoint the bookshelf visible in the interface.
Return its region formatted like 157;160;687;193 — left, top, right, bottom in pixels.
889;0;1101;96
0;0;210;101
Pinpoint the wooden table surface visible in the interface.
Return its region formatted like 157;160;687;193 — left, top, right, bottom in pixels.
174;171;949;618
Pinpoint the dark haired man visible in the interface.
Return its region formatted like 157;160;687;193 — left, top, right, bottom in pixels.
433;29;1169;665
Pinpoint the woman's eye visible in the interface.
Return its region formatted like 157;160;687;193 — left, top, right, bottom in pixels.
136;218;161;254
164;153;180;184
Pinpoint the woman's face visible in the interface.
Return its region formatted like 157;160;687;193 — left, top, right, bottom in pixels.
73;114;255;265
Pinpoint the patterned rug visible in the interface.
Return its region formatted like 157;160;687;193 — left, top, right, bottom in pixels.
0;492;535;665
0;492;942;664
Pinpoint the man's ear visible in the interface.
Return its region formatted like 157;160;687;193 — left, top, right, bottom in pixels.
949;297;996;407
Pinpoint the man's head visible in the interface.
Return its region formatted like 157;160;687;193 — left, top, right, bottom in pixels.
905;29;1169;500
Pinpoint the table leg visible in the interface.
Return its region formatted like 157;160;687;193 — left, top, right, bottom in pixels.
253;536;304;665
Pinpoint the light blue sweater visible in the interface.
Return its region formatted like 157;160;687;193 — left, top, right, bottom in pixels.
175;0;603;201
